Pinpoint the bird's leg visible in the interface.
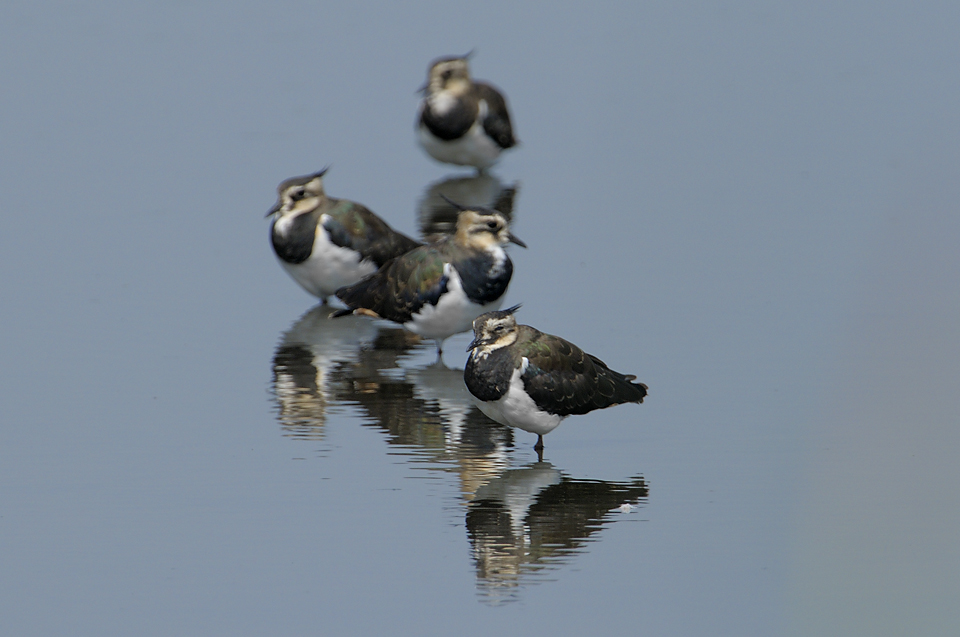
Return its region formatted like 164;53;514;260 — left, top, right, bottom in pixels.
533;435;544;459
434;339;444;364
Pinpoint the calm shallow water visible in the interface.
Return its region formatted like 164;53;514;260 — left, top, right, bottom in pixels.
2;2;959;635
271;305;652;605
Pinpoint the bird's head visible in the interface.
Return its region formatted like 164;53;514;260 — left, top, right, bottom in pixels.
467;305;521;354
266;167;328;218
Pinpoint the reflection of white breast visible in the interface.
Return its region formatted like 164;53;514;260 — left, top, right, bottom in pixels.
473;462;563;536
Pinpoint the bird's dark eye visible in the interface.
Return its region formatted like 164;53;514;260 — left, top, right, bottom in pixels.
486;221;499;230
291;189;305;201
441;69;452;80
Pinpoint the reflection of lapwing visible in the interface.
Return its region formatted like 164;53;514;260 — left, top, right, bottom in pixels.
333;354;513;497
417;173;519;242
466;461;649;603
405;364;513;497
270;305;381;438
465;306;648;455
334;203;525;359
266;168;420;302
271;309;514;494
417;53;518;171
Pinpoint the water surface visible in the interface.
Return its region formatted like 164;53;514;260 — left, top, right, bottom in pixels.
1;2;958;635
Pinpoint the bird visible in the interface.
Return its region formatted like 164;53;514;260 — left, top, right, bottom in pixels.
266;168;421;303
464;306;648;455
417;52;517;171
333;200;526;359
417;172;518;242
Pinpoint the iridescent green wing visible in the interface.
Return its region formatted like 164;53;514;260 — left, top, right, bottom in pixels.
323;200;420;267
518;327;647;416
335;245;449;323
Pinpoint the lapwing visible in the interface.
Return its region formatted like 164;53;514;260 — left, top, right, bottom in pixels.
417;53;517;171
333;201;525;358
464;306;648;454
267;168;421;303
418;172;518;242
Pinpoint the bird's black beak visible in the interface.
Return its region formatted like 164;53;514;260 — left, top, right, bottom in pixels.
466;335;481;352
508;233;527;248
415;80;428;94
265;202;281;218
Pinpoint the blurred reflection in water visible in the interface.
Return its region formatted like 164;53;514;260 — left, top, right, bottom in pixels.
334;347;515;499
467;463;649;604
270;305;423;439
417;173;519;242
271;305;381;439
270;306;514;490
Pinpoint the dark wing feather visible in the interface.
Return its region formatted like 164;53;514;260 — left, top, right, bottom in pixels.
322;200;421;267
475;82;516;149
518;327;647;416
335;245;449;323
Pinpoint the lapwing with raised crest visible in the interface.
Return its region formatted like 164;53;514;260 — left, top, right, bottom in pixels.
417;52;518;171
418;172;518;242
465;306;648;456
267;168;421;303
333;198;525;359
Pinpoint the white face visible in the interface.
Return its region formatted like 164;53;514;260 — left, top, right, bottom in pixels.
473;313;519;352
429;59;471;93
275;176;324;217
457;210;511;249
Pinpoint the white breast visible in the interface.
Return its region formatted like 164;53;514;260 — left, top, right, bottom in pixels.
474;359;565;436
279;214;378;299
427;91;459;116
417;120;503;169
404;264;504;340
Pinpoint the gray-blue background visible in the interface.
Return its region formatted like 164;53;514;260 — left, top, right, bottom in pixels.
2;2;958;635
